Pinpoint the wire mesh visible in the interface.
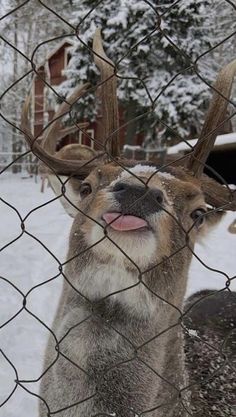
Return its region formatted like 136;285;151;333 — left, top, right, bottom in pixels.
0;1;236;416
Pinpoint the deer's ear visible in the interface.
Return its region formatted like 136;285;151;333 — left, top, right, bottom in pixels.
204;207;225;229
199;175;235;229
48;175;82;218
201;175;236;212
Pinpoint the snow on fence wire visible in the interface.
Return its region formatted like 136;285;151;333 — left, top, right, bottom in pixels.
0;1;236;417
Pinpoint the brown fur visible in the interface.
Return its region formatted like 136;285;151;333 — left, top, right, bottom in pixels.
39;163;225;417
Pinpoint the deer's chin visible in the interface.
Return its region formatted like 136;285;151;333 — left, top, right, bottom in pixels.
88;222;157;268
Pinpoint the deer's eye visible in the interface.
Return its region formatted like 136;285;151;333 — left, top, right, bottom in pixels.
191;208;207;228
79;182;92;198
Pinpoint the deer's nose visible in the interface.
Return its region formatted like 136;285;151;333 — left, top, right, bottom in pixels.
112;182;164;216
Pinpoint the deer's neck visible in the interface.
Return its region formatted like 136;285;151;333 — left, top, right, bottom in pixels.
64;256;188;338
75;261;156;318
56;256;189;416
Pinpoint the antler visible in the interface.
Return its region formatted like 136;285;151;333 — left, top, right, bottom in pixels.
41;84;89;155
184;59;236;211
21;84;101;178
93;28;120;158
21;29;120;178
187;59;236;177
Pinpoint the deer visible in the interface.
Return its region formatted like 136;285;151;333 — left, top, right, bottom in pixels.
21;29;236;417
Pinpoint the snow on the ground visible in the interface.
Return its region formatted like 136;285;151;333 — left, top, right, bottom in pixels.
0;173;72;417
0;173;235;417
186;212;236;296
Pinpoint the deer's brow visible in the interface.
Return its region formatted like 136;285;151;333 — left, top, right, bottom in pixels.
185;189;203;200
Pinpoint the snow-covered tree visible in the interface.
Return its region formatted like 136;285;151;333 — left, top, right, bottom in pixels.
207;0;236;131
59;0;216;145
0;0;73;168
211;0;236;65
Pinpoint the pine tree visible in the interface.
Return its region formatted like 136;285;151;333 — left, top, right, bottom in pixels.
58;0;216;145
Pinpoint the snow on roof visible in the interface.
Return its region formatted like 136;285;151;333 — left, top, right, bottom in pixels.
168;132;236;155
123;144;142;151
46;39;73;62
36;39;74;72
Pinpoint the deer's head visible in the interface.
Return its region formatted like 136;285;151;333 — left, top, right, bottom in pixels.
21;30;236;287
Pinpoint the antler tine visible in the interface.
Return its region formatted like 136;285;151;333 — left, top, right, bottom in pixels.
187;59;236;177
93;28;120;158
55;122;89;143
21;92;100;178
42;83;90;155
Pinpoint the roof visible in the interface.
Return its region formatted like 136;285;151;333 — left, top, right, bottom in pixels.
46;39;74;62
36;39;74;72
167;132;236;155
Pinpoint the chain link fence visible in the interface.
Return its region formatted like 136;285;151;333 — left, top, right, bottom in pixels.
0;1;236;416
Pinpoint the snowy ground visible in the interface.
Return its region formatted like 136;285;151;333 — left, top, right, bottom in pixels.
0;173;235;417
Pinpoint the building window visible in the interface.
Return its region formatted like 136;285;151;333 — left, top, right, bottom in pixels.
64;47;72;68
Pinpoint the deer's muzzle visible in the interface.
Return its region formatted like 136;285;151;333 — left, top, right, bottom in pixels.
111;182;164;219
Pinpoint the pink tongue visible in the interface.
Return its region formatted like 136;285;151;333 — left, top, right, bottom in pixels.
103;212;147;231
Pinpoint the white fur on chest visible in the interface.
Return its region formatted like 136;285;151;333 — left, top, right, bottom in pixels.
76;262;156;317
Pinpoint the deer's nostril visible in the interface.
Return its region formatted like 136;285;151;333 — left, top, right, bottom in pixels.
113;182;128;193
112;182;164;216
154;189;164;205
